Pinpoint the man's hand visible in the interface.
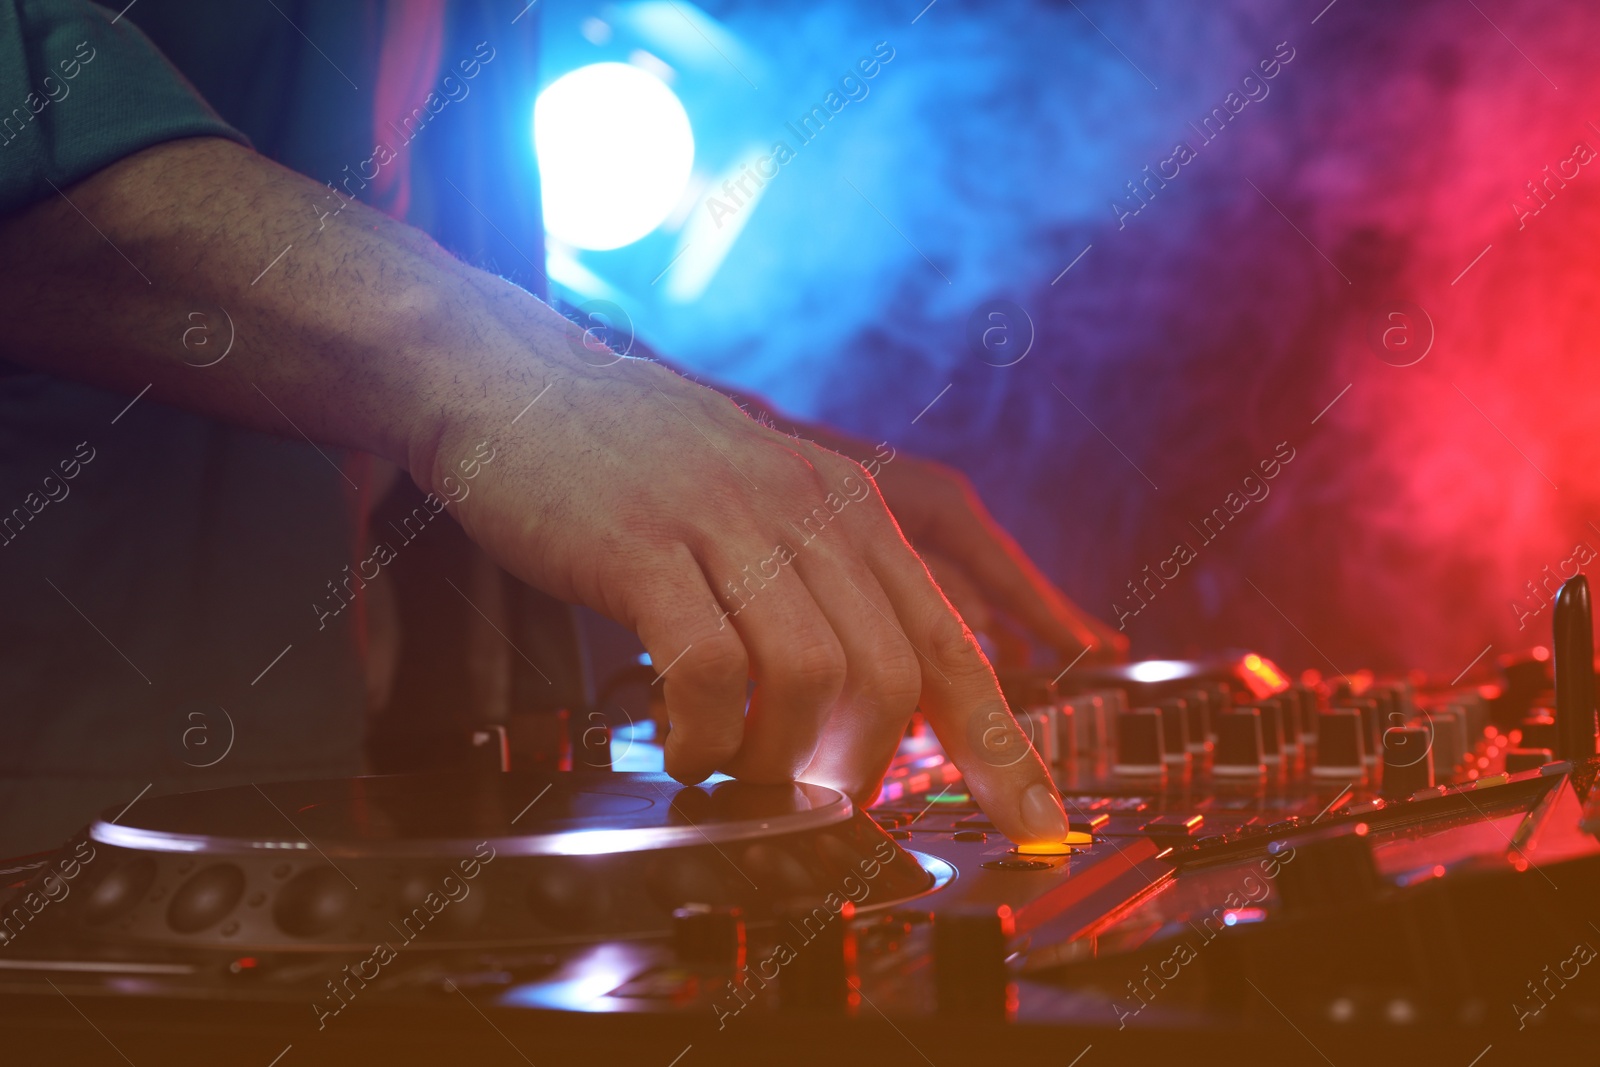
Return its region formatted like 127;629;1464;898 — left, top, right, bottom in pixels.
0;138;1072;845
693;396;1128;667
413;354;1069;842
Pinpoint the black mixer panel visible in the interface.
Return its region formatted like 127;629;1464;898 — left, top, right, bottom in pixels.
5;584;1600;1064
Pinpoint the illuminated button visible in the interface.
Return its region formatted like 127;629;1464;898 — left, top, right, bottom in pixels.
1472;773;1510;790
1015;832;1094;855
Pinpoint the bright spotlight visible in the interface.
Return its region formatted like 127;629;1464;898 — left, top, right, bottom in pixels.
534;62;695;252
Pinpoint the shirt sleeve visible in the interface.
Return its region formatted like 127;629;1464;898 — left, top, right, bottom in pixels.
0;0;248;215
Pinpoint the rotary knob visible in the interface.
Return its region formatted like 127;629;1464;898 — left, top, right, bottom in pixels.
1114;708;1166;775
1272;823;1380;916
1274;693;1302;754
673;904;745;969
1257;698;1286;766
1290;684;1320;745
1429;707;1467;777
1504;747;1554;774
1212;708;1265;777
1314;709;1366;779
1334;698;1381;768
776;899;854;1012
933;905;1014;1016
1180;689;1213;753
1156;698;1190;766
1518;711;1558;752
1379;726;1433;799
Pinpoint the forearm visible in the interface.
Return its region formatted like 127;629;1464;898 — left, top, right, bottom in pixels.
0;136;575;480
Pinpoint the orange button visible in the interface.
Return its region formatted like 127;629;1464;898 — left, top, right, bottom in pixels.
1016;833;1094;855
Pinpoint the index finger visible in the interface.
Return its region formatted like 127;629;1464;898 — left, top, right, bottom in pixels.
868;539;1069;846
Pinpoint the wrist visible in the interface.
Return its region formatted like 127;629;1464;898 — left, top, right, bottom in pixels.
390;269;566;490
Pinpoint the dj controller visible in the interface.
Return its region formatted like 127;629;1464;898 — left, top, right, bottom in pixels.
5;581;1600;1064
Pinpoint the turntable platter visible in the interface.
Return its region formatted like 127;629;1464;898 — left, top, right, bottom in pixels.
38;772;935;952
90;772;855;857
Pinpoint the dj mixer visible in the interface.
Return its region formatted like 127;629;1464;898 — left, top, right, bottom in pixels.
4;580;1600;1064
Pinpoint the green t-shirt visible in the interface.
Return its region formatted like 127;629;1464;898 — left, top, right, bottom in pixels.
0;0;246;211
0;1;366;856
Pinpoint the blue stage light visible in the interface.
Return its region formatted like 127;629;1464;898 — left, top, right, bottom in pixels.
534;62;696;251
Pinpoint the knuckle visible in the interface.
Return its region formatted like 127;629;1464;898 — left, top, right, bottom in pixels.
857;642;922;712
925;609;980;676
771;633;848;699
676;634;749;692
